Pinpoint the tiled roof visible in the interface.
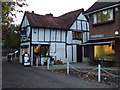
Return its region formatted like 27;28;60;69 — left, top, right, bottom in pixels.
85;2;120;14
25;9;84;30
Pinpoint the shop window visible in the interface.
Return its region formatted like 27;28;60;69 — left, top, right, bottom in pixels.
41;46;49;57
34;45;49;57
94;40;115;61
72;31;82;40
92;9;113;24
34;46;40;53
22;48;28;55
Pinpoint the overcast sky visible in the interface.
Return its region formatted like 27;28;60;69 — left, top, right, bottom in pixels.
13;0;97;25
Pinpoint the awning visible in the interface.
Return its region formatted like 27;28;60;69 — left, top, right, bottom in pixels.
82;38;119;46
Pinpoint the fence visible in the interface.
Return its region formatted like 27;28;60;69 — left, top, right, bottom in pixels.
67;62;120;83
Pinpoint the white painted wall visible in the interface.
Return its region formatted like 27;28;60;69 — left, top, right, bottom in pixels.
31;46;33;66
67;45;72;62
56;30;60;41
45;29;50;41
32;28;38;41
51;29;55;41
62;30;66;42
21;16;29;28
39;28;44;41
56;43;65;60
73;45;77;62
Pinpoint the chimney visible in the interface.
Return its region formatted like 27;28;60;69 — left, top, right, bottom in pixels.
45;13;53;17
32;11;34;13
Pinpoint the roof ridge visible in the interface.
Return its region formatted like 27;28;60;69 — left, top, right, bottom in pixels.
59;8;84;17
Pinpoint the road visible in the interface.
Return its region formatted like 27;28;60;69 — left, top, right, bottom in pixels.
2;57;114;88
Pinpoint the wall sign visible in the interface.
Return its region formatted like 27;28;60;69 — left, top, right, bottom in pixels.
90;34;104;38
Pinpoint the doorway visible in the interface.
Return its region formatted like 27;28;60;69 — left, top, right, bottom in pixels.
77;45;82;62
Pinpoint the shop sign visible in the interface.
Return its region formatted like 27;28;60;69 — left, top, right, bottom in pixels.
21;30;26;37
90;34;104;38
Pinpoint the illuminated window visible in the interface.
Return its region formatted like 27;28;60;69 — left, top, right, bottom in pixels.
94;40;115;61
22;48;28;55
92;9;113;24
34;46;40;53
72;31;82;40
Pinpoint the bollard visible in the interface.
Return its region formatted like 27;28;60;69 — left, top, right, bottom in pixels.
67;62;69;75
47;58;50;70
98;64;101;82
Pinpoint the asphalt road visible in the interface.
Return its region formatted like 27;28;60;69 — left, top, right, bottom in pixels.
2;57;115;88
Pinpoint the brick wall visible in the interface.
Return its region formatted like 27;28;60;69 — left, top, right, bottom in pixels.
89;6;120;40
115;39;120;67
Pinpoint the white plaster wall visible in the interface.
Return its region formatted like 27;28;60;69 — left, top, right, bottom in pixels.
39;28;44;41
32;28;38;41
32;42;49;45
67;45;72;62
31;46;33;66
77;13;87;20
51;29;55;41
50;43;56;56
26;26;30;38
62;30;66;42
77;21;81;30
82;21;87;30
70;21;76;30
45;29;50;41
67;31;72;43
73;45;77;62
56;30;60;41
21;16;29;27
87;22;89;31
56;43;65;60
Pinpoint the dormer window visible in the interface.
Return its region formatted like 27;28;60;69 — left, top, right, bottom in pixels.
92;8;113;25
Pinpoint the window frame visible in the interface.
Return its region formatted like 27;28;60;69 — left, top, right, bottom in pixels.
72;31;82;40
92;8;114;25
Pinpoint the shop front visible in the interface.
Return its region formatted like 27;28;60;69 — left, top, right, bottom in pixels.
87;38;119;67
33;45;50;66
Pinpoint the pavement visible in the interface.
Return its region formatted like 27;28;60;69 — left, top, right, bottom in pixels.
2;57;116;88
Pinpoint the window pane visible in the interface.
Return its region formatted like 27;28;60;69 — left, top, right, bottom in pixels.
102;10;107;22
97;12;102;23
76;32;81;39
72;31;75;39
94;41;115;61
93;14;97;24
108;9;113;21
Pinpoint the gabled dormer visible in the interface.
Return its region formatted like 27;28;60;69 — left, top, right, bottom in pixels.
20;12;31;42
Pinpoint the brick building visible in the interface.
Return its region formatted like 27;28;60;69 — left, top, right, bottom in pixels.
84;1;120;67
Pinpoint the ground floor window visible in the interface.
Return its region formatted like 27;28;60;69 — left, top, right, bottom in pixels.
33;45;49;57
94;40;115;61
22;48;28;55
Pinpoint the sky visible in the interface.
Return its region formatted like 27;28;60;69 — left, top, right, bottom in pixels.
13;0;97;25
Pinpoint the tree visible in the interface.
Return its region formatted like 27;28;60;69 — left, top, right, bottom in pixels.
3;24;20;50
2;0;27;50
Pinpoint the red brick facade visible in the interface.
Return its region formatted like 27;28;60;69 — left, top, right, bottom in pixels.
89;6;120;40
88;6;120;67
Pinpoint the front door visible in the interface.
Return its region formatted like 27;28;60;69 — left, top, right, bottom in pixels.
77;45;82;62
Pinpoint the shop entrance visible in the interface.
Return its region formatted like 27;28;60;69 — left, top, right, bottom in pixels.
33;45;49;66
